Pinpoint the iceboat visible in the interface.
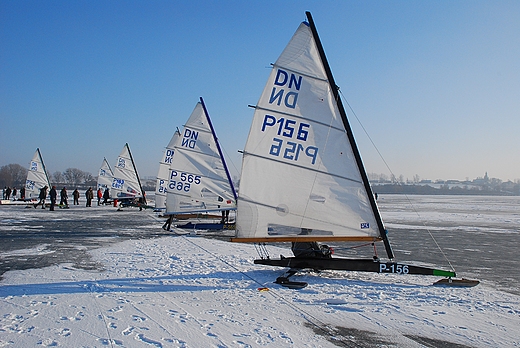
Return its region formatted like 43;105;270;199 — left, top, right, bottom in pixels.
230;12;477;289
161;97;237;231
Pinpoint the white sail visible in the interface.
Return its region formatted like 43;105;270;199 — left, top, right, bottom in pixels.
165;98;236;215
155;130;180;210
97;157;114;192
234;20;384;243
111;143;144;200
25;148;51;199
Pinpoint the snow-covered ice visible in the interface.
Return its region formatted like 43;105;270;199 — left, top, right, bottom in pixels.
0;195;519;347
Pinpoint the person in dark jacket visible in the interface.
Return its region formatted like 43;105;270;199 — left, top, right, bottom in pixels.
60;187;68;206
73;189;80;205
49;186;57;211
102;188;110;204
34;186;48;209
85;187;94;207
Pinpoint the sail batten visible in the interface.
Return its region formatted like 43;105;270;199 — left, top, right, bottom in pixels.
235;13;389;248
242;151;363;184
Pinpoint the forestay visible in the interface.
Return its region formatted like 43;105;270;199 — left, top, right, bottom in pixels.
111;143;144;200
97;157;114;191
25;148;51;200
164;98;236;215
234;21;383;243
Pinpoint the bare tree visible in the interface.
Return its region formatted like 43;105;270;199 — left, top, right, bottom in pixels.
63;168;85;186
53;171;64;184
0;164;28;187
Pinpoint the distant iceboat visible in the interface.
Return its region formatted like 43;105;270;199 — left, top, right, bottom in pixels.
161;97;237;231
111;143;147;209
25;148;51;201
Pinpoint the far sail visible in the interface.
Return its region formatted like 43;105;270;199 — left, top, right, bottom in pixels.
111;143;146;204
97;157;114;192
25;148;51;200
164;97;237;216
155;129;181;210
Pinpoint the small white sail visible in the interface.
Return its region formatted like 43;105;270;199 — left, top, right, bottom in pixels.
164;98;236;215
234;20;383;243
111;143;144;201
97;157;114;192
155;130;180;210
25;148;51;199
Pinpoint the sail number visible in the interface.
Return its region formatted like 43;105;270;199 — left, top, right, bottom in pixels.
262;115;318;165
379;263;409;274
168;170;201;192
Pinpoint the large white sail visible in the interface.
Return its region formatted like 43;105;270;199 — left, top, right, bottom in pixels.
97;157;114;192
164;98;236;215
111;143;144;201
25;148;51;200
234;20;384;243
155;130;180;210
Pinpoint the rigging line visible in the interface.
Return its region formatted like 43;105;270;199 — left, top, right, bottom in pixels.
338;89;455;272
177;234;364;347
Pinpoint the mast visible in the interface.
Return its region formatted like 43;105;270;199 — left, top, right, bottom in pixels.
199;97;238;202
305;11;394;259
125;143;146;205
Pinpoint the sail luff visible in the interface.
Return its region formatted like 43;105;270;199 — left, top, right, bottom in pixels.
199;97;238;202
305;12;394;259
125;143;146;205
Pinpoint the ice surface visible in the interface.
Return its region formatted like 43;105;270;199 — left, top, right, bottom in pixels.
0;194;519;347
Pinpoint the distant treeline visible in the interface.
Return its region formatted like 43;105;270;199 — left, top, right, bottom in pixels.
372;184;520;196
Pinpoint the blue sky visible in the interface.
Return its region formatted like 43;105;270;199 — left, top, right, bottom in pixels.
1;0;519;182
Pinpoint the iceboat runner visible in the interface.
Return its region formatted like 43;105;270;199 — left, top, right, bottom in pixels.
111;143;150;210
162;97;238;231
231;12;478;289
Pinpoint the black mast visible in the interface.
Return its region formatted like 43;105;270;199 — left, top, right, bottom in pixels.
199;97;238;202
305;11;394;259
125;143;147;205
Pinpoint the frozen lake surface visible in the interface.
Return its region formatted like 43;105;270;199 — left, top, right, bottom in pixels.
0;194;519;347
1;194;519;295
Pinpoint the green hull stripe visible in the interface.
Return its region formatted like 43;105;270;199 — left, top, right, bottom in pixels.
433;269;456;277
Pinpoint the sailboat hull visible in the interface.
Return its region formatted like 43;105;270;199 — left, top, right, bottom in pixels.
254;257;456;277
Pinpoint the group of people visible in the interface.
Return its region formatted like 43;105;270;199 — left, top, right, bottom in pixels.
2;186;25;200
33;186;111;210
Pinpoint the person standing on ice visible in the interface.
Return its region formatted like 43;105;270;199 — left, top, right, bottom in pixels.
85;187;94;207
60;187;68;206
49;186;57;211
34;185;48;209
97;188;102;205
102;188;110;204
73;189;80;205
